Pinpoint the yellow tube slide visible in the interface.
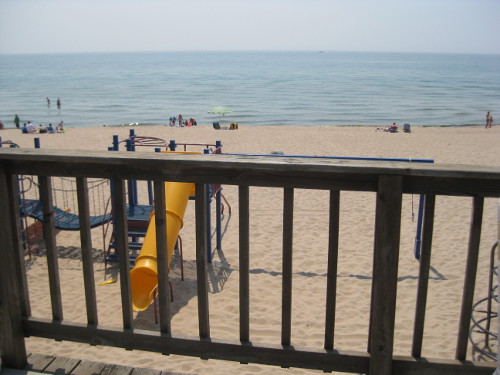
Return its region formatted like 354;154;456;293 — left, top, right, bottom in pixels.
130;181;194;311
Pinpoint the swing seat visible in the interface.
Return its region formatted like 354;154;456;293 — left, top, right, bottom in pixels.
20;199;112;231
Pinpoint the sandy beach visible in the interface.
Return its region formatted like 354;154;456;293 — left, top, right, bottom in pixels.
1;124;499;374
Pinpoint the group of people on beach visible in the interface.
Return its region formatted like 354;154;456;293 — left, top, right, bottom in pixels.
46;97;61;109
169;114;197;127
19;120;64;134
485;111;494;128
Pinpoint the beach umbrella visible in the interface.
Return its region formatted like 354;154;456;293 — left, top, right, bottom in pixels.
208;106;233;120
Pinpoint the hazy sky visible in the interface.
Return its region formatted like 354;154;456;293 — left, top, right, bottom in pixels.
1;0;499;55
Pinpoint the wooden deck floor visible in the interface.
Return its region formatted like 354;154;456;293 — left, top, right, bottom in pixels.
1;354;195;375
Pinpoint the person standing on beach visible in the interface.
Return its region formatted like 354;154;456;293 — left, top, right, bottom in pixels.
486;111;490;128
57;98;61;109
178;114;183;127
47;97;50;107
14;114;20;128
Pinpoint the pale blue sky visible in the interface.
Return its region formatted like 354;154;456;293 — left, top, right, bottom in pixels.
1;0;499;54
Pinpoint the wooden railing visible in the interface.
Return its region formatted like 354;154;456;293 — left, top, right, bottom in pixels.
1;148;499;375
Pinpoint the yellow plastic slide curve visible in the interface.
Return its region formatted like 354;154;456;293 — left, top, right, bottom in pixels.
130;181;194;311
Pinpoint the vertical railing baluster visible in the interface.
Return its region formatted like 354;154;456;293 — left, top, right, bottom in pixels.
412;194;436;357
369;175;402;375
154;180;171;334
113;178;133;330
39;175;63;321
0;164;28;368
282;187;294;346
76;177;98;326
195;183;210;339
7;173;31;317
456;196;484;360
324;190;340;350
239;185;250;343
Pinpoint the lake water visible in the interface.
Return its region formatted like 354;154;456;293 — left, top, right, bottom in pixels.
0;51;499;128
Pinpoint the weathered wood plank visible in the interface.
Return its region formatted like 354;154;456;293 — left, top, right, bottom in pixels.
26;353;56;372
392;354;497;375
23;318;496;374
456;196;484;360
324;190;340;350
2;149;499;197
153;181;171;335
76;177;98;326
130;368;161;375
195;183;210;339
0;164;28;368
113;179;133;330
369;175;403;375
39;175;63;321
70;360;107;375
281;188;294;347
238;185;250;343
412;194;436;357
100;364;133;375
44;356;81;374
23;317;370;373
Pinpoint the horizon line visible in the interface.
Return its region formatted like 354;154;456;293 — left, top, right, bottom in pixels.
1;49;500;57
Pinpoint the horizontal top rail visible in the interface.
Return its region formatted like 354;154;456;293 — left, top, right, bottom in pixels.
1;148;500;197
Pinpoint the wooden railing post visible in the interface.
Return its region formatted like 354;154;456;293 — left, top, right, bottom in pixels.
239;185;250;343
7;173;31;318
369;175;403;375
76;177;98;326
0;163;27;368
324;190;340;350
456;196;484;360
39;175;63;321
282;188;294;347
113;178;133;330
154;180;171;335
195;183;210;339
412;194;436;357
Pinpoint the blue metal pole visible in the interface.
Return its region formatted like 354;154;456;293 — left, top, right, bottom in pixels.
148;148;162;206
34;138;40;149
125;139;137;206
216;189;222;251
414;194;426;260
108;143;117;225
215;140;223;250
0;136;2;147
204;148;212;263
169;140;176;151
224;153;434;164
113;135;119;151
215;140;222;153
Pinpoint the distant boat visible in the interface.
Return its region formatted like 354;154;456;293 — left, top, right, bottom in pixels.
319;51;324;53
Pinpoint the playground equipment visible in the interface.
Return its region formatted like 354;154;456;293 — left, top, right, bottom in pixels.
24;138;112;230
106;130;230;266
225;151;434;260
130;181;193;311
0;137;19;148
469;200;500;363
104;130;232;312
11;138;112;256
